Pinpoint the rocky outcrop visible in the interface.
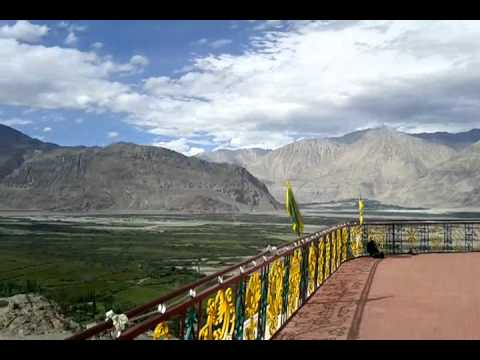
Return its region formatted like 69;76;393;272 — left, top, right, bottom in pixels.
0;294;80;339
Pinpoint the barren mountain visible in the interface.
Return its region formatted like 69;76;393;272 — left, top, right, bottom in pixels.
391;141;480;207
203;128;464;207
198;148;271;168
411;129;480;150
0;126;279;212
0;124;58;180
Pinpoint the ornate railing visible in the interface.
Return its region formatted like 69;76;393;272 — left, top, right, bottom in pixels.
363;220;480;254
67;220;480;340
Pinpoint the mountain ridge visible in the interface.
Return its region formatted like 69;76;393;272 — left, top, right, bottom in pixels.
197;127;479;208
0;125;280;212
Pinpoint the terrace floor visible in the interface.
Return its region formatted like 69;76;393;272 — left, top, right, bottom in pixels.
275;252;480;340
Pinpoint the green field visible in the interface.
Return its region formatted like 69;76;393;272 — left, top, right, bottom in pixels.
0;213;343;325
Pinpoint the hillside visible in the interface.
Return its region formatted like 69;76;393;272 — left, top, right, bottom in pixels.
0;124;58;180
411;129;480;150
202;127;471;208
391;141;480;207
198;148;271;168
0;127;279;212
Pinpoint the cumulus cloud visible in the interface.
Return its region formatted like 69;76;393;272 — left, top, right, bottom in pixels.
64;31;78;46
43;127;52;132
152;138;205;156
209;39;232;49
135;20;480;148
4;20;480;151
0;118;32;126
107;131;119;138
0;38;139;109
0;20;49;43
91;42;103;50
129;55;149;67
60;22;87;47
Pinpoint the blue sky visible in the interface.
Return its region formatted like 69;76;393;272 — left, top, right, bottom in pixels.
0;20;258;151
1;20;480;155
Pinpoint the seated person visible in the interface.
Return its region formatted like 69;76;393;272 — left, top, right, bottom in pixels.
367;240;384;258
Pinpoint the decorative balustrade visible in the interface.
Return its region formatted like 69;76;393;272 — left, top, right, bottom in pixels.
67;220;480;341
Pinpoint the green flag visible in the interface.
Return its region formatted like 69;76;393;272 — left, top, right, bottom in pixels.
285;181;304;237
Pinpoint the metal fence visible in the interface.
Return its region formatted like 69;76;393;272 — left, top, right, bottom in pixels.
67;220;480;341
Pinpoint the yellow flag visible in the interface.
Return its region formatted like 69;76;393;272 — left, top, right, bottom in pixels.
358;198;365;225
285;181;304;237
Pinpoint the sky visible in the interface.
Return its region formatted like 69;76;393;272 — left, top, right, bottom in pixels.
1;20;480;156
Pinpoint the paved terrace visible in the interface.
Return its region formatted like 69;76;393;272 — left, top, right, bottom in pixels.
275;253;480;340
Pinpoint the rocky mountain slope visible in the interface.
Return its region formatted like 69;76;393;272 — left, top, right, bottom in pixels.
411;129;480;150
392;141;480;207
0;124;58;181
198;148;271;168
199;127;477;208
0;126;279;212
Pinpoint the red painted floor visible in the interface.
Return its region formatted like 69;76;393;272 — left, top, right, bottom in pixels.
275;253;480;340
358;253;480;340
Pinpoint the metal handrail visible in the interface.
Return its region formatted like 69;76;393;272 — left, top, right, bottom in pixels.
67;222;355;340
67;219;480;340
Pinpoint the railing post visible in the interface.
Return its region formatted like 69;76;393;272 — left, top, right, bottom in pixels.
300;243;308;304
362;224;368;256
347;224;352;260
281;254;290;326
183;306;197;340
256;265;269;340
391;224;395;255
313;236;319;292
233;276;245;340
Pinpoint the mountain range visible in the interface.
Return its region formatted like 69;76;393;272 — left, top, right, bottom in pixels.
2;123;480;211
199;127;480;209
0;124;279;212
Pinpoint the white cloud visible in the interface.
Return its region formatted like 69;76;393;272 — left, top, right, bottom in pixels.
152;138;205;156
191;38;232;49
75;118;84;124
209;39;232;49
252;20;285;31
57;21;87;33
64;31;78;46
0;38;135;109
129;55;149;67
0;20;49;43
91;42;103;50
0;118;32;126
43;126;52;132
59;22;87;48
107;131;119;138
57;21;69;29
135;20;480;149
191;38;208;46
3;21;480;151
70;24;87;32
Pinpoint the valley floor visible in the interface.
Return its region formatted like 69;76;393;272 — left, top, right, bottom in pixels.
1;208;480;338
